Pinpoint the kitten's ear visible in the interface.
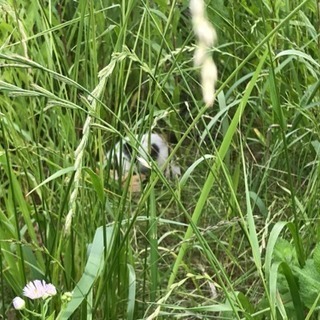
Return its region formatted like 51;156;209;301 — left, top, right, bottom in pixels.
163;131;180;145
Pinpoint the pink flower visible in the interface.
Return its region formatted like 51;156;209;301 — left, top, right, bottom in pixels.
23;280;57;300
44;283;57;298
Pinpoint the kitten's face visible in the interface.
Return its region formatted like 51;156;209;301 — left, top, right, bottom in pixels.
138;133;169;171
106;133;180;180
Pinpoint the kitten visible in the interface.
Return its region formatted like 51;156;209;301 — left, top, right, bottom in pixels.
106;133;180;180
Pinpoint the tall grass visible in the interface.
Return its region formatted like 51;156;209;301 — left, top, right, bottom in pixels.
1;0;319;319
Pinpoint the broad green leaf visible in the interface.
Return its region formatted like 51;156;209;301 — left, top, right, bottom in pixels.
57;226;114;319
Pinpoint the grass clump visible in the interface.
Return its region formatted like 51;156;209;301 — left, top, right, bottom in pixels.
0;0;320;319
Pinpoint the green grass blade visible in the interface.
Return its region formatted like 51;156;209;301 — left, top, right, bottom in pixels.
167;47;269;289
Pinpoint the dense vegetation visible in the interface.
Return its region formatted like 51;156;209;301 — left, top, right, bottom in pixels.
0;0;319;319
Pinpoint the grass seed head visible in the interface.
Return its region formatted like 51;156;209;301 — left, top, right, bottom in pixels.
190;0;218;106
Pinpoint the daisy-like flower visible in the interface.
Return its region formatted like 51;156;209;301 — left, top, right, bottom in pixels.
23;280;57;300
12;296;25;310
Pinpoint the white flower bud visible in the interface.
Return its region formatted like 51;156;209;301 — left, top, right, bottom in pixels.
13;297;25;310
61;291;73;302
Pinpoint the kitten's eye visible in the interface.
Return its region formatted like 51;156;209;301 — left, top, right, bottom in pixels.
123;142;133;158
150;143;160;160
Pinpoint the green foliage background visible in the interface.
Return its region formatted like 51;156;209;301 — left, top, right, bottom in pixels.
0;0;319;319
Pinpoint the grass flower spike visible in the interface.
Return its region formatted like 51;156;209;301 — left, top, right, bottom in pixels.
23;280;57;300
201;57;218;106
12;297;25;310
190;0;218;106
